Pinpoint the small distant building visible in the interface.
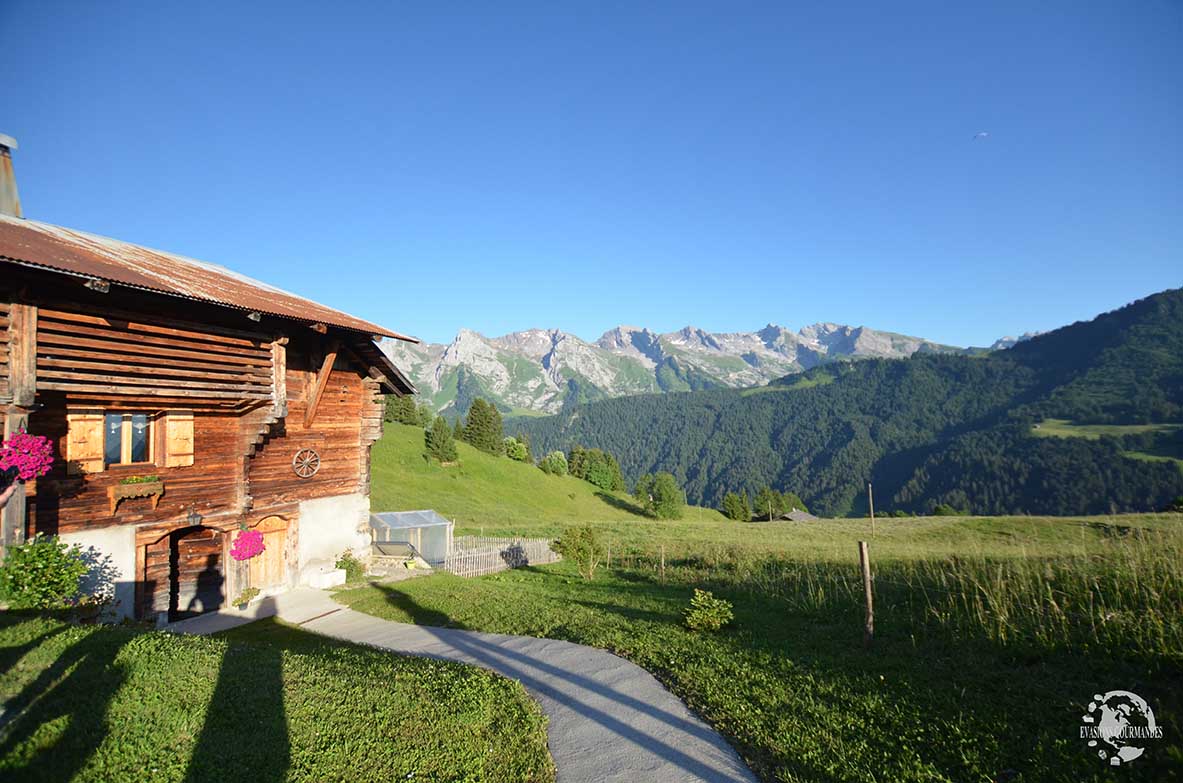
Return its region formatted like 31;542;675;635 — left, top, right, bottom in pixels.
782;509;817;522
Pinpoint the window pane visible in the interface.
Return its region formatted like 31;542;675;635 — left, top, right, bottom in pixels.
130;414;149;463
104;413;123;466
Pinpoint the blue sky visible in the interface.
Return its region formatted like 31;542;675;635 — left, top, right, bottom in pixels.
1;1;1179;347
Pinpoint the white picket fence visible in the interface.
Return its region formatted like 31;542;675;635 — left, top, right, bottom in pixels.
443;536;560;578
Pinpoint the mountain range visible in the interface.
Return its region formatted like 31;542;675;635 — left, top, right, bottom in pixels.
383;322;993;415
511;288;1183;517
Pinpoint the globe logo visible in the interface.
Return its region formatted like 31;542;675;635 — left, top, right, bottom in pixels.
1080;690;1163;766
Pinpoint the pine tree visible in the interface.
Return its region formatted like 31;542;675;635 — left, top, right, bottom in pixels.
463;398;505;454
453;418;465;442
425;415;458;463
384;394;419;425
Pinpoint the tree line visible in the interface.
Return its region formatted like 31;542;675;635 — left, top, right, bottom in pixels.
510;289;1183;517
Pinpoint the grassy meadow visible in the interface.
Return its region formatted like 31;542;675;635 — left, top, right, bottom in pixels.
363;424;1183;782
0;613;554;782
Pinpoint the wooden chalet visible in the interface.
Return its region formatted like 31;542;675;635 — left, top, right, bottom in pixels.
0;135;415;620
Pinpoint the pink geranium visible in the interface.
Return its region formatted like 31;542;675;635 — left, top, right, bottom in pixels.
230;529;266;561
0;431;55;481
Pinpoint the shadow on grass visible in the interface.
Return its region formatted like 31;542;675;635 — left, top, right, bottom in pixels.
594;491;648;517
184;597;288;782
0;616;132;782
0;621;68;677
370;583;752;782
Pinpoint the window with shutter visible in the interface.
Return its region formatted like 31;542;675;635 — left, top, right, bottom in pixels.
163;412;194;468
66;411;105;475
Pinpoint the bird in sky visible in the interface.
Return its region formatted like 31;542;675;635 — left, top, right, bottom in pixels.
973;131;990;140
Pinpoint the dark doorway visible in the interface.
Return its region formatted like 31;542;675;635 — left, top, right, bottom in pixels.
169;526;225;622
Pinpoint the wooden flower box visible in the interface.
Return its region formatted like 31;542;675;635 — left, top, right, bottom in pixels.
108;480;165;515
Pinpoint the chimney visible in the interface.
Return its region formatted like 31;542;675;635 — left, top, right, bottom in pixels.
0;134;22;218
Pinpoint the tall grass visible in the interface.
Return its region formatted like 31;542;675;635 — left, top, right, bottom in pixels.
606;526;1183;659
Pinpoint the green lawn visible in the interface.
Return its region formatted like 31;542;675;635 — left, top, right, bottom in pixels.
367;424;1183;781
371;422;724;530
0;614;554;783
1031;418;1181;440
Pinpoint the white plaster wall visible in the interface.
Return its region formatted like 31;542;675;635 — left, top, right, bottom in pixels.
60;525;137;620
296;492;371;584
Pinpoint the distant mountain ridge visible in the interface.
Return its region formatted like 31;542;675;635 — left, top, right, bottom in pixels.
510;288;1183;517
383;321;967;414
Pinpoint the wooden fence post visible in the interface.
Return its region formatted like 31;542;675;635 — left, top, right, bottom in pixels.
606;542;611;570
660;545;666;583
859;540;874;648
868;483;876;538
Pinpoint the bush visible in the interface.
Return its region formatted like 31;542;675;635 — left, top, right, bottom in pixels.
568;446;625;492
684;589;734;632
931;503;969;516
0;534;89;609
634;472;686;519
552;525;603;580
538;451;568;476
721;491;751;521
335;551;366;582
504;437;530;462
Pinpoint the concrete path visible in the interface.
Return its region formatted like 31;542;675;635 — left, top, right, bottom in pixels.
172;587;758;783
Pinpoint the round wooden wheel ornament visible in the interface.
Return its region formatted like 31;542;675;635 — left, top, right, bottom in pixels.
292;448;321;478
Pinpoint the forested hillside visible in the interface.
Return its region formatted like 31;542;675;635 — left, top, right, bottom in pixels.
512;289;1183;516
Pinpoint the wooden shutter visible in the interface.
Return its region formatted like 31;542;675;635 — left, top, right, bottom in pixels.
163;412;194;467
66;411;105;475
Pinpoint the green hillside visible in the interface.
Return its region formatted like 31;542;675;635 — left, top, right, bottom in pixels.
512;288;1183;516
370;423;723;532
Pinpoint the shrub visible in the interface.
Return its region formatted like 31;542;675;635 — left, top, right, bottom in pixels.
552;525;603;580
539;451;568;476
335;551;366;582
721;491;751;521
504;437;530;462
634;472;686;519
931;503;969;517
0;534;88;609
568;446;625;491
684;589;734;632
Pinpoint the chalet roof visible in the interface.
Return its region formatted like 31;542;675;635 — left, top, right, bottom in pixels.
0;214;417;343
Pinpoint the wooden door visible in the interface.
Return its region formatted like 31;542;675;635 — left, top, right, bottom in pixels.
249;515;289;592
170;526;225;620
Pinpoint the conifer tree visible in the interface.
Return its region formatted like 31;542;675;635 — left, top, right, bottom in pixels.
462;398;505;454
425;415;458;463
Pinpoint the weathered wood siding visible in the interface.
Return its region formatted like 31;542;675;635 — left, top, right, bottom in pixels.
248;337;382;506
30;402;244;536
0;301;11;402
35;303;274;405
